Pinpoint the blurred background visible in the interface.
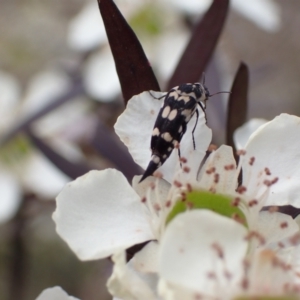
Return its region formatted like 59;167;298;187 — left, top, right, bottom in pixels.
0;0;300;299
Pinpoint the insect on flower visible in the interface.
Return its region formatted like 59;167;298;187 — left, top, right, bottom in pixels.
140;82;212;183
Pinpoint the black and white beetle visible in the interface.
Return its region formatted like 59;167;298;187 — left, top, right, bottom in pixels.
139;82;211;183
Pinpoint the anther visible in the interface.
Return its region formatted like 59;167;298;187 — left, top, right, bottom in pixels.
206;167;216;174
280;222;288;229
186;183;192;192
248;199;258;207
249;157;255;166
231;197;241;206
232;213;245;225
153;171;163;179
224;164;235;170
214;173;220;184
173;180;182;188
211;243;224;259
208;144;217;152
264;167;271;175
236;149;246;156
236;186;247;194
183;166;190;173
154;203;161;211
179;157;187;163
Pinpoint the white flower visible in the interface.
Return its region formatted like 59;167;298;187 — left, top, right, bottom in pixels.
167;0;281;32
109;209;300;300
54;86;300;300
108;111;300;299
35;286;79;300
234;118;268;150
0;69;87;223
53;90;211;259
67;0;189;99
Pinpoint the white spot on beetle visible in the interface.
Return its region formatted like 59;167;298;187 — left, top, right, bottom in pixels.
162;132;173;142
152;155;161;164
168;109;177;121
181;109;192;117
152;127;160;136
162;106;171;118
169;91;178;99
178;95;190;103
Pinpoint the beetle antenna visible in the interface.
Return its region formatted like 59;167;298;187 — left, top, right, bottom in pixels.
209;91;231;97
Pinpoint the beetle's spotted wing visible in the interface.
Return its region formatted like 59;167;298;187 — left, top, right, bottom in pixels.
140;90;197;182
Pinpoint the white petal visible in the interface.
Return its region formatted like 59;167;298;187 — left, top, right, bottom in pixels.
21;152;70;199
67;2;107;52
234;118;267;150
108;250;158;300
83;48;120;101
22;70;70;118
0;171;21;224
232;0;281;32
115;91;162;171
53;169;154;260
197;145;238;193
35;286;79;300
154;30;189;81
256;211;299;247
115;91;212;183
159;210;248;297
165;0;210;14
132;175;171;208
243;114;300;207
131;241;159;273
247;249;295;295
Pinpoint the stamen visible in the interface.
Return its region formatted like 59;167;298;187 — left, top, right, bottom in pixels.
289;233;300;245
224;164;235;170
214;173;220;184
165;200;171;207
231;197;241;206
232;213;245;225
179;157;187;163
245;231;265;245
249;157;255;166
153;171;163;179
183;166;190;173
236;149;246;156
280;222;288;229
236;185;247;194
264;177;279;186
211;243;224;259
207;271;217;280
173;180;182;188
208;144;217;152
186;183;192;192
154;203;161;211
264;167;271;175
248;199;258;207
206;167;216;174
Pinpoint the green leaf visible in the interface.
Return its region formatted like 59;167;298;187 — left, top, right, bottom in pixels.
166;190;247;226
